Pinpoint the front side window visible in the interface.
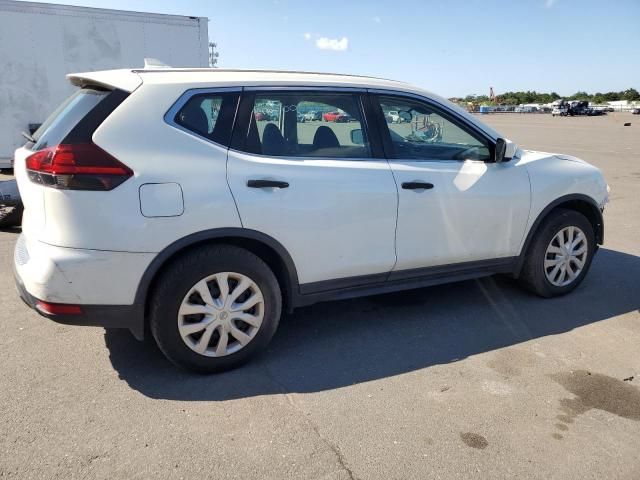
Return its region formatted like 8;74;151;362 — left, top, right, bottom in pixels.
376;95;491;161
239;92;371;159
174;91;239;147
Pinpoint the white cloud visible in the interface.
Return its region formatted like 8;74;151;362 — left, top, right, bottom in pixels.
315;37;349;51
545;0;557;7
303;32;311;40
373;16;381;23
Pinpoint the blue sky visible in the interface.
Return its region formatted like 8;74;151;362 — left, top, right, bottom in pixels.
23;0;640;97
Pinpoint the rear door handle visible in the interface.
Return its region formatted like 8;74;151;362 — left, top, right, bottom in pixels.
247;179;289;189
401;182;434;190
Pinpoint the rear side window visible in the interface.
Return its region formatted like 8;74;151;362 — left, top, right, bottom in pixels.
33;88;110;151
234;91;372;159
174;92;239;147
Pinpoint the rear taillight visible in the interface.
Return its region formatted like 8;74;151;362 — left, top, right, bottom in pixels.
26;143;133;191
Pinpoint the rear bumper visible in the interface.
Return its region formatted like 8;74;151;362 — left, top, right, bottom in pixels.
13;234;152;339
14;267;144;338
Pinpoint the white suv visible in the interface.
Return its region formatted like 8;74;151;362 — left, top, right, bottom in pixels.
13;68;609;372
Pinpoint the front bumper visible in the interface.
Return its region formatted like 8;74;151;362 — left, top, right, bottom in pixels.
13;234;151;339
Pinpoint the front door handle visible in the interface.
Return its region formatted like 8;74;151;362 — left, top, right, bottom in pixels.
401;181;434;190
247;179;289;189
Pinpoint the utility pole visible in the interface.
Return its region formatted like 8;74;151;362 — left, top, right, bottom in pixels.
208;42;219;68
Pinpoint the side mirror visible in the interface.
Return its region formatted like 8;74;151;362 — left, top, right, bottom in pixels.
350;128;364;145
494;138;517;163
495;138;507;163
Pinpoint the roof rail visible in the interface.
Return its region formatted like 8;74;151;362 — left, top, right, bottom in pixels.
131;67;405;84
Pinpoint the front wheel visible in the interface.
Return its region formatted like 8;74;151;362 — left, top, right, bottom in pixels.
150;245;282;373
519;209;596;297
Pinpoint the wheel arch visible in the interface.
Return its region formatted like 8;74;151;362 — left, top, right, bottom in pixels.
514;193;604;276
135;228;300;339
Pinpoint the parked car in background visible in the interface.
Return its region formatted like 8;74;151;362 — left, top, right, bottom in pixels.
568;101;590;116
297;113;306;123
322;111;351;122
303;111;322;121
552;105;568;117
515;106;538;113
386;111;402;123
631;108;640;115
13;68;609;373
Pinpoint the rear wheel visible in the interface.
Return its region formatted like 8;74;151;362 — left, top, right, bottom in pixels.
150;245;282;373
519;209;595;297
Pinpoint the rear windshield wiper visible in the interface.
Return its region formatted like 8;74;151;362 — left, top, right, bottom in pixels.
21;131;36;143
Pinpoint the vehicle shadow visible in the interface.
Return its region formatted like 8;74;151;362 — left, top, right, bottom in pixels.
105;248;640;400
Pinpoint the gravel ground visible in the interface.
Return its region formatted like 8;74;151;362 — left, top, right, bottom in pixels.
1;112;639;479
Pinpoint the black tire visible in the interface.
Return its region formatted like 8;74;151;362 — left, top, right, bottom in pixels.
150;244;282;373
519;208;596;297
0;203;23;229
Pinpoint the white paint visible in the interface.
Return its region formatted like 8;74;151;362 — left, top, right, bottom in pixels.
390;158;530;269
14;233;154;304
227;150;398;284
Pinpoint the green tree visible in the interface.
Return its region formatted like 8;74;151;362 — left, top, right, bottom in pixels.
623;88;640;101
569;91;592;101
602;92;620;102
459;89;636;105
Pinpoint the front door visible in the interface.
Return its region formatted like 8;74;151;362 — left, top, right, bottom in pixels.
371;93;531;273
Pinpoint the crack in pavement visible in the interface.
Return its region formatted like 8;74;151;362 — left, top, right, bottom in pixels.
262;364;360;480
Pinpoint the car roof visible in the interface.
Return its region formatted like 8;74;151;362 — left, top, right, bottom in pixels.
66;68;503;140
69;68;414;93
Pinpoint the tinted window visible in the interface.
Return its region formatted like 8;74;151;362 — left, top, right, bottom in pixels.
376;96;491;161
175;92;239;147
239;92;371;159
33;88;109;151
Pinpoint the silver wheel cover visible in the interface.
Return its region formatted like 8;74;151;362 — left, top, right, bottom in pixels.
544;226;588;287
177;272;265;357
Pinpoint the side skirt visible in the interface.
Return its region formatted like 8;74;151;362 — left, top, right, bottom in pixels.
294;257;518;307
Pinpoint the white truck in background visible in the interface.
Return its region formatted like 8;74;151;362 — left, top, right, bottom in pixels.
0;0;209;169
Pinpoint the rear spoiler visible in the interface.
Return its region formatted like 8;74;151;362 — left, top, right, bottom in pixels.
67;69;143;93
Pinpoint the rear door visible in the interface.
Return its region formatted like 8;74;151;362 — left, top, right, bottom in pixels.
226;88;398;290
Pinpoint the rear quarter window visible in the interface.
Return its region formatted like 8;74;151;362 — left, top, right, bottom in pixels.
173;92;240;147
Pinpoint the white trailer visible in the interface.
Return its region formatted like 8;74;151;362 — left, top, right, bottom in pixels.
0;0;209;168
